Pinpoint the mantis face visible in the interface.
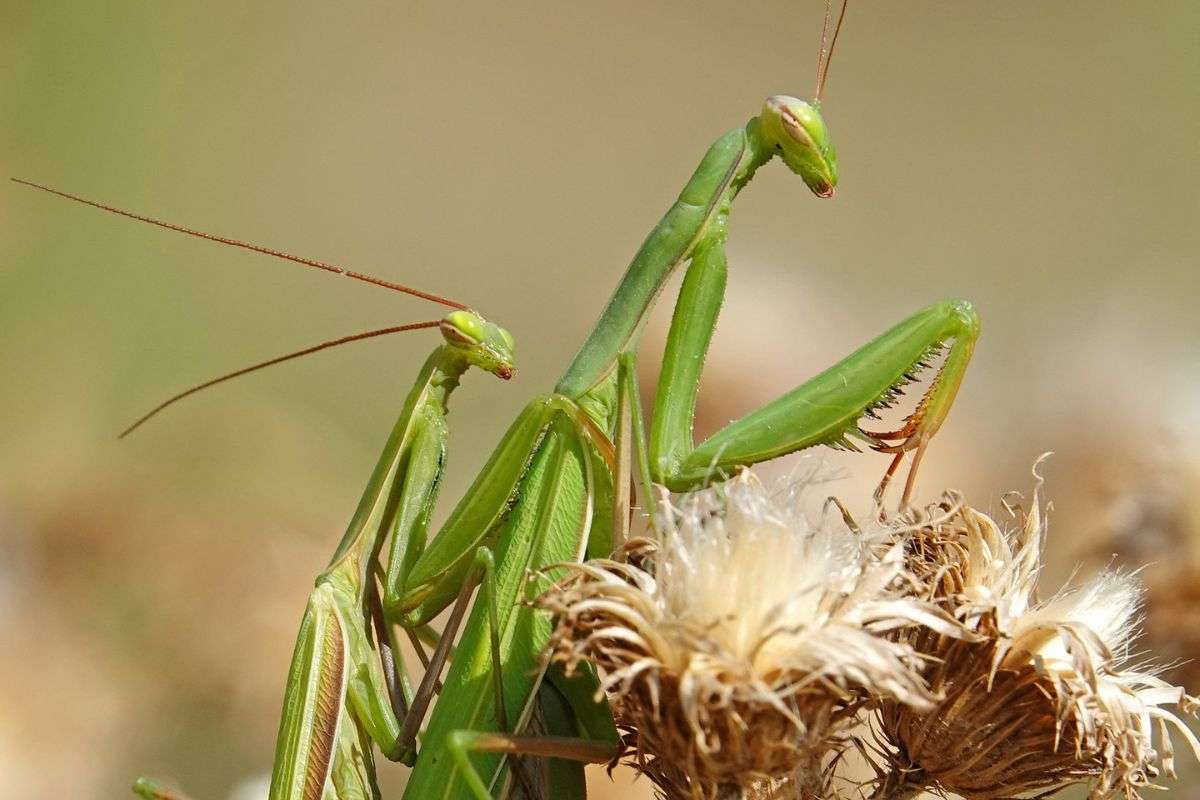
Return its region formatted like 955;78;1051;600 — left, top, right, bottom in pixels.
761;95;838;198
440;310;516;379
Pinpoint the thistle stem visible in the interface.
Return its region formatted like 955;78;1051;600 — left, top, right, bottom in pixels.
870;767;927;800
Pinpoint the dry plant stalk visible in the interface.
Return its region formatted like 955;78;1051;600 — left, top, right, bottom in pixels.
539;470;960;800
874;468;1200;800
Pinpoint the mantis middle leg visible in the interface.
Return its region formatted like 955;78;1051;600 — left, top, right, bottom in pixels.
446;678;618;800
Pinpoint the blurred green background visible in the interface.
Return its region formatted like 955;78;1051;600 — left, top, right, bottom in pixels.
3;2;1199;798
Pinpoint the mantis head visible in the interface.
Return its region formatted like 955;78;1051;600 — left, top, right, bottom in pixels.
440;310;516;379
761;95;838;198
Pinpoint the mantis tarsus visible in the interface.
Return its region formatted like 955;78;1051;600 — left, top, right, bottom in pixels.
16;7;981;798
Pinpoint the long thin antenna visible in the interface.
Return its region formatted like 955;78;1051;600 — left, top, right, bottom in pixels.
11;178;468;310
814;0;834;100
814;0;850;102
119;320;442;438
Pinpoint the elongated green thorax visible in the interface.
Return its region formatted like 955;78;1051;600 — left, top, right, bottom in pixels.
326;309;515;585
555;97;836;399
324;344;469;574
554;122;770;399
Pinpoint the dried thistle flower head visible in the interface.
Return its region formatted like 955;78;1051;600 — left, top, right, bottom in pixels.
539;470;958;799
875;471;1200;800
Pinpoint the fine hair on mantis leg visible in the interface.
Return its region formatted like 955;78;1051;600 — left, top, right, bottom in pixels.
14;3;988;797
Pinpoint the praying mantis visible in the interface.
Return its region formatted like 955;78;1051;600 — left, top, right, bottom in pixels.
14;5;981;798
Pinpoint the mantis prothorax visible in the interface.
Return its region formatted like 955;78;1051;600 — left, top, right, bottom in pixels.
15;4;981;797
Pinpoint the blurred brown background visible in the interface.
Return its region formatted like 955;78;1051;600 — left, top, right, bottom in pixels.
2;2;1199;798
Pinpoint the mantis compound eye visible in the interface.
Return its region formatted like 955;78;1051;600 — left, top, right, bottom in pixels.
762;95;838;198
441;310;484;346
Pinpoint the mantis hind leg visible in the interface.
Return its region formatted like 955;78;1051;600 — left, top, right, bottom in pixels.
395;546;504;763
862;301;979;506
649;241;979;504
447;730;616;800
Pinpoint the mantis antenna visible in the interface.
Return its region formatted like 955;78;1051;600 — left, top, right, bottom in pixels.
10;178;468;310
9;178;476;436
117;321;443;438
813;0;850;102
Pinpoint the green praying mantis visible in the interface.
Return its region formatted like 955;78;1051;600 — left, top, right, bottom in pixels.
15;6;981;798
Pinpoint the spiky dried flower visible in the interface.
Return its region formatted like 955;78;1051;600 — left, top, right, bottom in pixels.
538;470;961;800
874;469;1200;800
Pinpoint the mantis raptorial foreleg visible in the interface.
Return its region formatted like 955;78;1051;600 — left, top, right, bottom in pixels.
647;235;979;500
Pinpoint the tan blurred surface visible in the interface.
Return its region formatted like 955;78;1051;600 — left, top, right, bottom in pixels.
3;3;1199;798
